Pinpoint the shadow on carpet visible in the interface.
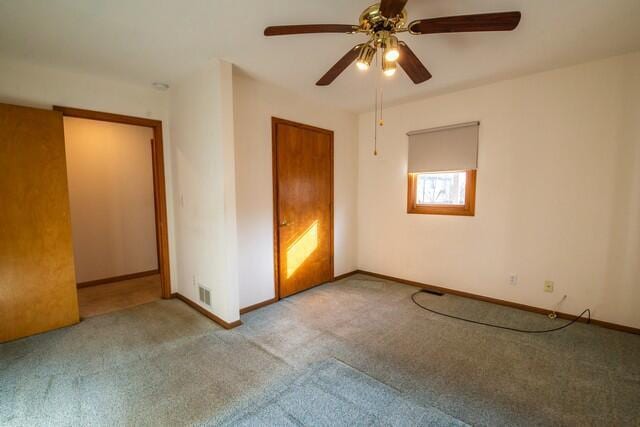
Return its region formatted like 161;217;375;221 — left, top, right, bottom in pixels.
205;358;467;426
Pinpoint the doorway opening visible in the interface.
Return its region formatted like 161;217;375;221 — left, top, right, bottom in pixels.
54;106;171;318
271;117;334;300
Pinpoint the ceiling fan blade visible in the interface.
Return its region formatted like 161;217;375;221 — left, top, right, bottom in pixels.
409;11;521;34
264;24;357;36
397;42;432;84
379;0;409;19
316;44;363;86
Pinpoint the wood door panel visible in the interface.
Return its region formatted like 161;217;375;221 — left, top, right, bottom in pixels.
0;103;79;342
274;119;333;298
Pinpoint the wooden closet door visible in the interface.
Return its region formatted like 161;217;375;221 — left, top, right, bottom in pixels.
0;103;79;342
273;118;334;298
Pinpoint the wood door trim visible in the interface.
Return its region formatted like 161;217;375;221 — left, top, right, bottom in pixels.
271;117;334;301
240;297;278;315
333;270;359;281
76;269;159;288
172;293;242;329
53;106;162;128
53;106;172;299
354;270;640;336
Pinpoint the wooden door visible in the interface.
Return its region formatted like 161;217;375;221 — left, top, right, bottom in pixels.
0;103;79;342
273;118;333;298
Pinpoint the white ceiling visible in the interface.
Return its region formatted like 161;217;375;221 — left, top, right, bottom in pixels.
1;0;639;112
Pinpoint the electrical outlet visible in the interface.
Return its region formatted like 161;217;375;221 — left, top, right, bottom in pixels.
509;274;518;286
544;280;554;293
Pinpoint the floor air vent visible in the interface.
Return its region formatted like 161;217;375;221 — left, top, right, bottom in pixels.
198;286;211;306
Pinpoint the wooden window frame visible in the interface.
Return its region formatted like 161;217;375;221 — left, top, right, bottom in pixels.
407;169;476;216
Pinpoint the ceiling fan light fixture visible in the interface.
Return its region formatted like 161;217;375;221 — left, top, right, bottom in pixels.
356;61;369;71
356;44;375;71
383;36;399;62
382;56;397;77
265;2;522;87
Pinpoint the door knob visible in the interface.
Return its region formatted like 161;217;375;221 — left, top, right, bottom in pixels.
279;219;293;227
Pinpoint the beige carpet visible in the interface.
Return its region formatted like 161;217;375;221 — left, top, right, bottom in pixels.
77;274;161;318
2;274;639;426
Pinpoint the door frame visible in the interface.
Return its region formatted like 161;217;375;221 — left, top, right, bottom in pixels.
53;106;172;299
271;117;334;300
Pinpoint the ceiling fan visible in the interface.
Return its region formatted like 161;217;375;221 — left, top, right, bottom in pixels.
264;0;521;86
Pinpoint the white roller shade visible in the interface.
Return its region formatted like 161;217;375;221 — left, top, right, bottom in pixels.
407;121;479;173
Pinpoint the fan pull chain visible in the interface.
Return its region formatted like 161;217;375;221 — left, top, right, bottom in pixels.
373;50;379;156
374;87;378;156
373;49;385;156
374;86;385;156
379;88;384;127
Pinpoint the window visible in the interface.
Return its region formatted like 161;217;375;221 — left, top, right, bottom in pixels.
407;169;476;216
416;171;466;205
406;121;479;216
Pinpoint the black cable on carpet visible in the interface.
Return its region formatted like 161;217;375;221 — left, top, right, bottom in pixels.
411;289;591;334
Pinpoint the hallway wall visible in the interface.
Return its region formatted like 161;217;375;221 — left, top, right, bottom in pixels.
64;117;158;283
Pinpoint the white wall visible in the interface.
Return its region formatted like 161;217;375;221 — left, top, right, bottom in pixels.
4;52;638;329
0;57;177;290
170;60;240;323
64;117;158;283
357;52;640;329
233;72;359;309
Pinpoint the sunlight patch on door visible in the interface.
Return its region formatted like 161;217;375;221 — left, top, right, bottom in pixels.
286;220;319;279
